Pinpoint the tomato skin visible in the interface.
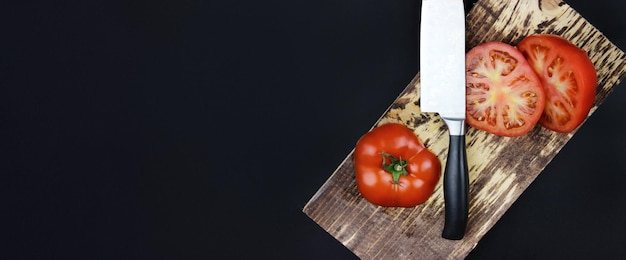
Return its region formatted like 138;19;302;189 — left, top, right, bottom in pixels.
465;41;546;137
517;34;597;133
354;123;441;207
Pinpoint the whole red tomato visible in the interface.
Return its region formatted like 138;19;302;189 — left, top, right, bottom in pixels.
354;123;441;207
465;41;546;137
517;34;597;133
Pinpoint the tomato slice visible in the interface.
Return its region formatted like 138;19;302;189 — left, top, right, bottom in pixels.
465;42;546;137
517;34;597;133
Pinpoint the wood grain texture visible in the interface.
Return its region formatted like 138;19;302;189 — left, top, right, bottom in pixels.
303;0;626;259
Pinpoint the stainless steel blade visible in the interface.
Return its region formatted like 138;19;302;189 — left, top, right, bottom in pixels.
420;0;466;135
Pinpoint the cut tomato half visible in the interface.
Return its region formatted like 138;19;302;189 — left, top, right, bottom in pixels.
465;42;546;137
517;34;597;133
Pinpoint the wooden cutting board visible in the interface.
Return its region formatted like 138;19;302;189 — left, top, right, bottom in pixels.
303;0;626;258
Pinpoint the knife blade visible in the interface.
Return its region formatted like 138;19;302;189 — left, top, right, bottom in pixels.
419;0;468;240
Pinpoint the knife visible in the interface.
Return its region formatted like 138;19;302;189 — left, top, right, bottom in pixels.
419;0;468;240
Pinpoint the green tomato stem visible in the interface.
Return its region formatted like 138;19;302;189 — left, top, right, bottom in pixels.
381;152;408;184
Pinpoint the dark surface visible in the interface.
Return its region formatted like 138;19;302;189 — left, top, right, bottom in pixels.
2;0;626;259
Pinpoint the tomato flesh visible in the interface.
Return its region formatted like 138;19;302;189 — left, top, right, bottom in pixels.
517;34;597;133
465;42;546;137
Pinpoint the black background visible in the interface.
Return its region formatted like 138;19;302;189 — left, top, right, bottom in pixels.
3;0;626;259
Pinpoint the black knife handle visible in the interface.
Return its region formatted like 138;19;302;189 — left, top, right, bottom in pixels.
442;134;469;240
